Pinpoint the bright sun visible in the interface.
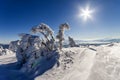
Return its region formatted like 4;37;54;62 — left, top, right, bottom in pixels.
79;5;94;21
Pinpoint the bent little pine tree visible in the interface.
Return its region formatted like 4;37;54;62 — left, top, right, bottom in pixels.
56;23;70;50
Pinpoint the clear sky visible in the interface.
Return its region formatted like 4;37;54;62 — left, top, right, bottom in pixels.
0;0;120;43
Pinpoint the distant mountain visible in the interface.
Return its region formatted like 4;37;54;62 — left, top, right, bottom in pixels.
64;38;120;46
94;38;120;43
0;38;120;49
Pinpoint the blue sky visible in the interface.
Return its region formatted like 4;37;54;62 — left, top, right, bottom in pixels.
0;0;120;43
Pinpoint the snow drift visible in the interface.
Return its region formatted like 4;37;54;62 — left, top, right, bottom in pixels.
0;43;120;80
35;43;120;80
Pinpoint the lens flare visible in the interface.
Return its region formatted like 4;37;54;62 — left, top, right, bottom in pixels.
79;5;95;21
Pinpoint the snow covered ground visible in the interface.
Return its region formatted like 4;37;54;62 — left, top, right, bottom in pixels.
35;47;96;80
0;54;16;64
0;54;31;80
0;43;120;80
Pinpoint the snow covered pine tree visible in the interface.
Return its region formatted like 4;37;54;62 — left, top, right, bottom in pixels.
56;23;70;50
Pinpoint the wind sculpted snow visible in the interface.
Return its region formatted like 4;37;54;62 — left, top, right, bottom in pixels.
35;43;120;80
35;47;96;80
1;43;120;80
0;50;59;80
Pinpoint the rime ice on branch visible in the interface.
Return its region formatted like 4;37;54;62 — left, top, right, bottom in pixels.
31;23;55;51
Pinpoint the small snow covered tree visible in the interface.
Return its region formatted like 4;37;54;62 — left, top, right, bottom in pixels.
0;46;15;56
56;23;70;50
68;36;77;47
16;33;60;72
16;33;42;67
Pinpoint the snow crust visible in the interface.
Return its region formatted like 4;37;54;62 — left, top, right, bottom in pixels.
0;43;120;80
35;43;120;80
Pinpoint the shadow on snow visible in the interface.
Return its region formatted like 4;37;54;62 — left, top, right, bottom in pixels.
0;52;59;80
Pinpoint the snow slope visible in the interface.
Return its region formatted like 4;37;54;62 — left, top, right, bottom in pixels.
35;43;120;80
60;48;96;80
88;43;120;80
1;43;120;80
0;54;31;80
35;47;96;80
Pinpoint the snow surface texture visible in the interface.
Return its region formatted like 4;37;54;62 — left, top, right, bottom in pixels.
35;47;96;80
0;43;120;80
0;54;16;65
35;43;120;80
